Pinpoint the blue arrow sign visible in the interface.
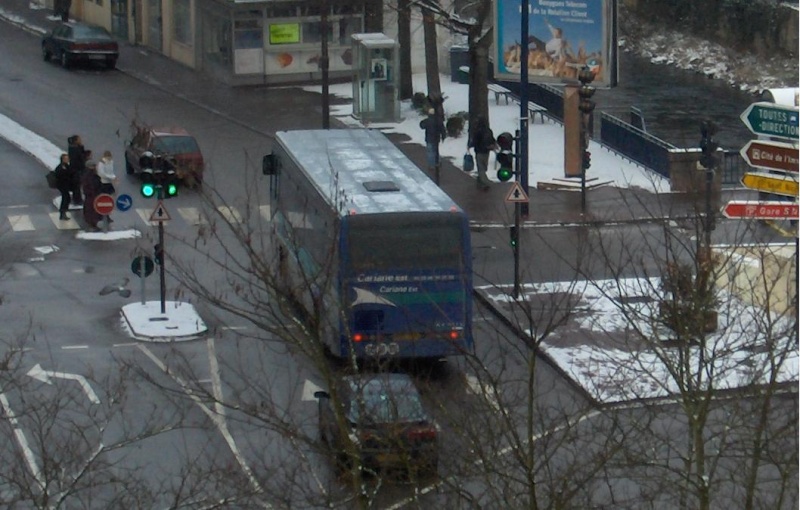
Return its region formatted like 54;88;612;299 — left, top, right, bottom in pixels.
740;102;799;140
116;194;132;211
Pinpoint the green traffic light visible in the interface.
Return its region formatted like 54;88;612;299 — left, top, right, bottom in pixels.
141;182;156;198
165;183;178;197
497;167;513;182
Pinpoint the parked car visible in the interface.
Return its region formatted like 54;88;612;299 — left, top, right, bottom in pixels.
125;126;204;187
315;373;438;477
42;22;119;70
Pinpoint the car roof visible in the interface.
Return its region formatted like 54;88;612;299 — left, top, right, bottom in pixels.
342;373;418;397
149;127;192;137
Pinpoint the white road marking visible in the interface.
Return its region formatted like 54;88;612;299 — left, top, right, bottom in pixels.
137;344;270;507
0;392;44;488
259;205;271;221
178;207;205;225
8;214;34;231
217;206;242;223
27;363;100;405
135;208;159;226
62;345;88;350
301;379;324;401
48;212;80;229
465;374;500;411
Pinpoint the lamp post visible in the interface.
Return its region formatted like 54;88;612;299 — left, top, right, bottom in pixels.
577;66;595;214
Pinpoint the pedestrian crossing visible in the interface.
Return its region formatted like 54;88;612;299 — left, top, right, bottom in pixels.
2;205;275;233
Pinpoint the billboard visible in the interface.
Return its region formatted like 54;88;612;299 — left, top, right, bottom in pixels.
494;0;617;87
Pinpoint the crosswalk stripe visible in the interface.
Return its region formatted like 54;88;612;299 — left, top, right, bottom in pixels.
217;206;242;223
8;215;35;232
178;207;205;225
47;212;80;230
135;208;159;226
259;205;271;221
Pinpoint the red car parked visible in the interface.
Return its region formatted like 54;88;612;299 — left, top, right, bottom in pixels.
125;126;205;188
42;22;119;70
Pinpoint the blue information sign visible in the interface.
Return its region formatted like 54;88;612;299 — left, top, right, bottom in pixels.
116;193;133;211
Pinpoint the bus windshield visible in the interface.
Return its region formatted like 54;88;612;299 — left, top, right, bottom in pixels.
346;213;464;272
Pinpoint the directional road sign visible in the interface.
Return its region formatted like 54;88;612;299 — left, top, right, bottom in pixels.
116;193;133;211
504;181;529;203
94;193;115;215
739;102;799;140
741;172;799;198
740;140;799;173
722;200;799;220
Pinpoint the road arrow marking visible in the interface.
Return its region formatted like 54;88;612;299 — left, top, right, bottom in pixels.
27;363;100;405
302;379;324;401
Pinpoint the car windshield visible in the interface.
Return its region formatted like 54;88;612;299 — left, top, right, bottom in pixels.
72;25;112;40
152;135;200;156
347;378;427;424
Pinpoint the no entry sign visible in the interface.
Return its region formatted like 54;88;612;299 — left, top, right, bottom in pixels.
94;193;115;215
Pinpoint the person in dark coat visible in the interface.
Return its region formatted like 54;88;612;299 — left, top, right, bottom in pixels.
468;115;497;190
68;135;90;206
81;162;102;230
54;153;73;220
419;108;446;172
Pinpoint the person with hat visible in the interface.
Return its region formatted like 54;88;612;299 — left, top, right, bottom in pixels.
419;108;446;174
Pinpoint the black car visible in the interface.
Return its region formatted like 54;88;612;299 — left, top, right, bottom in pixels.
315;373;438;477
42;22;119;70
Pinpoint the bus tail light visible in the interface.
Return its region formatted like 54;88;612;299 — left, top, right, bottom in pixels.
448;330;460;340
352;333;364;342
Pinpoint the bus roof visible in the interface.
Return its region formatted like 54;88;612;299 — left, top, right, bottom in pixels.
275;129;464;216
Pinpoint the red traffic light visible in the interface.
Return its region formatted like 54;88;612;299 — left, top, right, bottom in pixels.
497;132;514;151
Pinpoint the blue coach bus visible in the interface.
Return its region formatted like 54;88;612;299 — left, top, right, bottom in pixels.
262;129;473;360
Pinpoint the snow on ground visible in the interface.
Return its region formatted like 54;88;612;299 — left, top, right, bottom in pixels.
482;278;798;403
305;74;670;193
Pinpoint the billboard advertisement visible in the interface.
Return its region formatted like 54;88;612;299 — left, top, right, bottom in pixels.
495;0;617;87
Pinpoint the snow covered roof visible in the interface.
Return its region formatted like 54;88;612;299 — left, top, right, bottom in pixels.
274;129;463;216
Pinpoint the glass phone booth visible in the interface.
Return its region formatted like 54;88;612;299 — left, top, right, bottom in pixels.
351;33;399;123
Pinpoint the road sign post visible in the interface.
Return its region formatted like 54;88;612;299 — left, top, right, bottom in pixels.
722;200;799;220
131;256;155;304
739;102;799;140
94;193;115;232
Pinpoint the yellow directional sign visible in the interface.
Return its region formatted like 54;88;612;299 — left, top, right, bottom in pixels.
741;171;799;197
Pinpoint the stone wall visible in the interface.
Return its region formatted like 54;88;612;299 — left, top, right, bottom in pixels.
623;0;798;57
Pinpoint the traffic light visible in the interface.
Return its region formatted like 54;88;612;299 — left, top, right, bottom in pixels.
509;225;518;247
164;172;179;198
140;181;156;198
699;120;719;169
496;132;515;182
582;150;592;170
154;244;164;265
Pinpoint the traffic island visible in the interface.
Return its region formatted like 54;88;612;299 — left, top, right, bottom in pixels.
121;301;207;342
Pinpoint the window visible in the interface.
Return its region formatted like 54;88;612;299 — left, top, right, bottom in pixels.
174;0;192;44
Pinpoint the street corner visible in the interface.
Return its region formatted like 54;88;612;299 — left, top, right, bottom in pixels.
121;300;208;342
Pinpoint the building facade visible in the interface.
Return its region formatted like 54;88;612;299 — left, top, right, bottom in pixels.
67;0;442;86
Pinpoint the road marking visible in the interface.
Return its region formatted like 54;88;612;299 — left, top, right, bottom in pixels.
135;208;159;226
464;374;500;411
48;212;80;229
0;392;44;488
62;345;88;350
8;214;34;231
217;205;242;223
27;363;100;405
259;205;271;221
112;342;139;348
302;379;324;401
178;206;206;225
137;344;270;507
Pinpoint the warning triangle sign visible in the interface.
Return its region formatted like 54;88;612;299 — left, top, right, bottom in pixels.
149;200;172;222
504;182;529;203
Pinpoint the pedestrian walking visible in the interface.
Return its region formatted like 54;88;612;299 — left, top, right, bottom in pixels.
54;153;73;220
68;135;90;206
420;108;446;173
468;116;497;191
81;162;102;230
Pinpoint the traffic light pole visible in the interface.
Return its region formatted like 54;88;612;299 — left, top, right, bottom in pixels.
519;0;530;218
513;202;521;299
157;187;166;314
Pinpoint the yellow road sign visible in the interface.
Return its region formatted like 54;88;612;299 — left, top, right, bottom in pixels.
740;171;799;197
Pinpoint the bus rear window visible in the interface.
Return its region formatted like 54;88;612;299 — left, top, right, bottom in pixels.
346;214;464;271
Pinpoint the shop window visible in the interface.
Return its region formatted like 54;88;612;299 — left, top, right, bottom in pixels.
235;18;263;49
174;0;192;44
301;20;332;45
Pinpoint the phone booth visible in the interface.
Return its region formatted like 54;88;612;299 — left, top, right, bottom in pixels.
352;33;400;123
